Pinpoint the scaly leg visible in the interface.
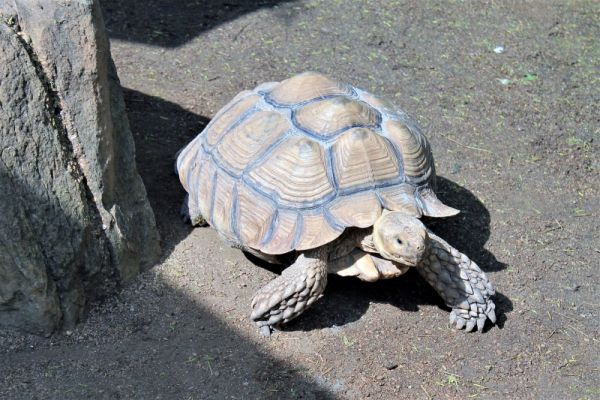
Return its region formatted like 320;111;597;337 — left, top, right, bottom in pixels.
180;193;208;227
417;232;496;332
251;247;328;336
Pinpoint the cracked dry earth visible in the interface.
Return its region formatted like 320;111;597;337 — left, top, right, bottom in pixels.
1;1;599;399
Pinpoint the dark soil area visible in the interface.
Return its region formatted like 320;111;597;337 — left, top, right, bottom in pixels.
2;1;599;399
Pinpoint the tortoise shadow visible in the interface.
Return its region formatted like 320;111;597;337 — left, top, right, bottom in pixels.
428;176;507;273
285;275;512;333
279;177;512;332
123;88;209;262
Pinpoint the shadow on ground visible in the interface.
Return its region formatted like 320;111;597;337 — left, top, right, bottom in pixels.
101;0;296;47
0;281;337;399
430;176;506;273
123;88;207;261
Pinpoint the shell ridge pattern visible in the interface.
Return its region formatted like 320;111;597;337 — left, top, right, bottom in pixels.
240;174;280;212
399;118;433;185
378;134;407;185
244;176;406;212
374;190;387;209
289;98;383;141
263;87;359;109
203;92;257;141
209;106;261;151
256;91;294;116
240;129;294;176
259;208;279;247
191;148;212;196
323;207;346;231
176;134;201;174
208;168;219;226
324;144;339;196
229;183;241;242
200;134;337;211
354;90;408;185
291;212;304;250
198;88;428;213
334;175;405;201
375;99;433;186
231;135;409;211
199;141;239;181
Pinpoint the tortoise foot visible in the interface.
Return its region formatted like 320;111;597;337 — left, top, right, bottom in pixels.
419;232;497;333
259;325;272;337
180;194;209;227
450;301;496;332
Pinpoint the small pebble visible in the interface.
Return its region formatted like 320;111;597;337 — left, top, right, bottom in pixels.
383;361;398;370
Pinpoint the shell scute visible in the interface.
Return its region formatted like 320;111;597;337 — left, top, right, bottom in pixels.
205;94;261;146
331;127;400;190
215;110;291;174
235;182;276;248
260;210;299;255
294;97;380;137
295;212;343;251
328;191;382;228
247;136;334;207
358;90;404;119
210;170;237;237
267;71;353;105
378;184;422;217
195;155;217;221
383;120;433;184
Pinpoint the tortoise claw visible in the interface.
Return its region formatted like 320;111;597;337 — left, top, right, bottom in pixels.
449;299;496;333
487;308;497;324
259;325;272;337
465;319;477;332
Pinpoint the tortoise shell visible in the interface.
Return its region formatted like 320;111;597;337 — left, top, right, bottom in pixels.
176;72;457;255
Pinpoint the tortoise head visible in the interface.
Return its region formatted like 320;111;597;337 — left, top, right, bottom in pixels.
372;211;429;267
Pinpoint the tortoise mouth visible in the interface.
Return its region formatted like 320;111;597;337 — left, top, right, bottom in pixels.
387;253;421;267
375;246;423;267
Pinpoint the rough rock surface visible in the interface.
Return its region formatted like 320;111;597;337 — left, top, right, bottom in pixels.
0;0;160;334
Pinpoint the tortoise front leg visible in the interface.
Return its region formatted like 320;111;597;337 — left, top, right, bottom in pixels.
417;232;496;332
251;247;328;336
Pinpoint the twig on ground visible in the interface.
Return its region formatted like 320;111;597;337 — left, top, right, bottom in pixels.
439;133;493;153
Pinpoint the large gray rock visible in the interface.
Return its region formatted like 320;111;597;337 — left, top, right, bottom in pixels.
0;0;160;335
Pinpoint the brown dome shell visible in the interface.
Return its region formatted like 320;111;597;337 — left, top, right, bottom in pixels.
176;72;458;254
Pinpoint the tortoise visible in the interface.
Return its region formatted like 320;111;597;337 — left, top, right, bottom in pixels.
176;72;496;336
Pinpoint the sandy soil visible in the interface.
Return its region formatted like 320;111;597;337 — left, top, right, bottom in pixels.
2;1;599;399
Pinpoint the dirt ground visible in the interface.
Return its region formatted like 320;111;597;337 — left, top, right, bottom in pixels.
1;0;599;399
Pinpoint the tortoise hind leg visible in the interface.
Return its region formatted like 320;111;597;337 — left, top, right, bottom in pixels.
180;194;208;227
251;247;328;336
